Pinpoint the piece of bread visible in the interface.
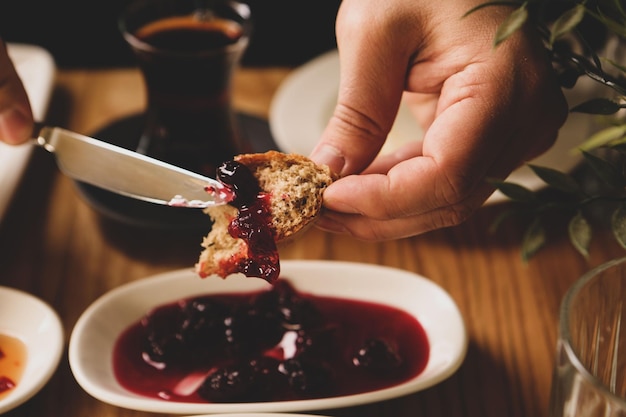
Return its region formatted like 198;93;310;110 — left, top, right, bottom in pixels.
195;150;337;282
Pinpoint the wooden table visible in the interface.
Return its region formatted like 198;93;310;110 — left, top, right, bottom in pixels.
1;66;624;417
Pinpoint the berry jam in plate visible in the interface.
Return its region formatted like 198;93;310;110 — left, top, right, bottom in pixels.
69;260;467;414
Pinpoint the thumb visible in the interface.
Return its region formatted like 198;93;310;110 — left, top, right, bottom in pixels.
309;53;406;176
0;40;34;145
309;23;409;176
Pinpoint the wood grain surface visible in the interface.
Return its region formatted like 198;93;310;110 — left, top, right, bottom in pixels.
0;66;624;417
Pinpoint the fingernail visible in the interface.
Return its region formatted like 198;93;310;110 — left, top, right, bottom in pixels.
310;144;346;175
0;108;32;145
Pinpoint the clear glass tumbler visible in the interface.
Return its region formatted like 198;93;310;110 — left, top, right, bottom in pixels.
549;257;626;417
119;0;252;176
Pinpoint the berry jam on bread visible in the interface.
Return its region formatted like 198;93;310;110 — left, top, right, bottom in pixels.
195;151;336;283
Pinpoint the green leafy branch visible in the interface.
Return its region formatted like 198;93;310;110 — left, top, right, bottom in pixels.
490;156;626;261
467;0;626;259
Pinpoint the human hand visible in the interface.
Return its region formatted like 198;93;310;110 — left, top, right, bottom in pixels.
0;40;34;145
308;0;568;240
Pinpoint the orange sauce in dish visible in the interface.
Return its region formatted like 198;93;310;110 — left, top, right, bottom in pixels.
0;334;27;400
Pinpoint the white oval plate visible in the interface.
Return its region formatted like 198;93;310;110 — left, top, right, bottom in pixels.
69;260;467;414
269;50;597;205
0;286;64;414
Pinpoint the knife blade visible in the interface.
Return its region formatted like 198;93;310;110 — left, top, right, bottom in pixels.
34;125;233;208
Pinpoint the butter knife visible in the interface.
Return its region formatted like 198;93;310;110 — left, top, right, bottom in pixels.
34;125;233;208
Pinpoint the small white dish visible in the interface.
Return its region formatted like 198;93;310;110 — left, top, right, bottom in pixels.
69;260;467;414
0;286;64;414
269;50;597;205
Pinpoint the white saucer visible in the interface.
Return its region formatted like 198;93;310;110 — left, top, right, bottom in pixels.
69;260;467;414
0;286;64;414
0;43;56;222
269;50;598;205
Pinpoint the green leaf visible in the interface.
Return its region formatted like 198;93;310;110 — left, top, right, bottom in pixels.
568;211;591;257
521;217;546;262
611;203;626;249
550;5;586;45
489;179;536;202
494;3;528;46
570;98;622;115
528;164;582;194
581;150;626;188
575;125;626;153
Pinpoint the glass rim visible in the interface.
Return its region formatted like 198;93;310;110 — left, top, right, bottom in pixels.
118;0;251;58
120;29;250;58
559;256;626;407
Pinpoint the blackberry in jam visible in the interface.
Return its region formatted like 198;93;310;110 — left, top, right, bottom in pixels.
294;325;339;360
197;362;256;403
178;298;231;363
141;306;187;367
252;280;322;329
197;357;285;403
352;338;403;378
223;304;285;355
279;358;334;398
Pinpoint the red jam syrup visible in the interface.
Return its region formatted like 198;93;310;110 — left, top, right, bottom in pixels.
113;280;430;403
215;160;280;283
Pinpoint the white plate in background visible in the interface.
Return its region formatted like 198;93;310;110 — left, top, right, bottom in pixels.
269;50;597;205
69;260;467;414
0;43;56;222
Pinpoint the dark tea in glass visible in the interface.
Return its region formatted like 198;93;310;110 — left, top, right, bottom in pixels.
120;0;252;176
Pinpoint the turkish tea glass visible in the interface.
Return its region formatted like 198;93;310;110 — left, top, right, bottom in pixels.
119;0;252;176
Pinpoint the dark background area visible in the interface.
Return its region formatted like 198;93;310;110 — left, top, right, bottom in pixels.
0;0;341;68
